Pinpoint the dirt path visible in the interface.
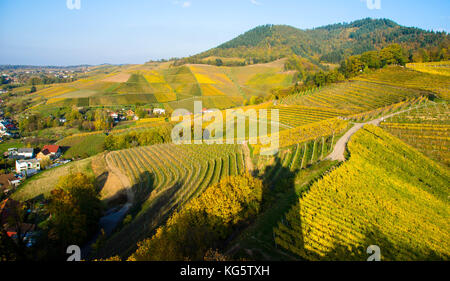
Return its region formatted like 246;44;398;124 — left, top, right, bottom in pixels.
242;143;254;173
326;107;422;162
104;152;134;202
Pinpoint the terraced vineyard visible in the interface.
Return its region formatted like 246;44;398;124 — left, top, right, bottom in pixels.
355;66;450;100
99;143;246;257
280;79;425;113
274;125;450;261
255;135;337;184
348;96;427;122
272;105;350;128
380;102;449;166
407;61;450;77
35;61;295;111
255;118;349;155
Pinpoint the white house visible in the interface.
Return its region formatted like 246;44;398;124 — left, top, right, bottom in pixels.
17;148;34;159
16;159;41;176
153;108;166;115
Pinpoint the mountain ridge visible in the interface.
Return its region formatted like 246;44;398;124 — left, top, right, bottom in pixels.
181;18;448;65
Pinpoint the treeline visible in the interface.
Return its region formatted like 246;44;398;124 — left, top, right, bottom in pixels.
104;125;172;151
312;44;409;86
19;106;114;134
173;57;247;67
129;174;264;261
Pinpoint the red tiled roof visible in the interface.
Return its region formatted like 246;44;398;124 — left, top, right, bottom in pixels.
42;145;60;154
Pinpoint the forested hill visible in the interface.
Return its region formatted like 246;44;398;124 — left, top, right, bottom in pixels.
185;18;449;65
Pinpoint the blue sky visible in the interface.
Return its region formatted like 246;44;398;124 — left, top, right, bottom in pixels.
0;0;449;65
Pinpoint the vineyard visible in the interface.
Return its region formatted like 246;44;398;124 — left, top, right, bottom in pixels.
254;134;338;184
98;143;246;257
348;96;428;122
255;118;349;154
280;79;425;113
33;61;295;111
272;105;350;128
355;66;450;100
407;61;450;77
380;102;449;166
274;125;450;261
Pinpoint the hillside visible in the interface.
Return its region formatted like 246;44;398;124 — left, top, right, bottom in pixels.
380;101;449;166
26;60;295;112
274;125;450;261
189;18;449;64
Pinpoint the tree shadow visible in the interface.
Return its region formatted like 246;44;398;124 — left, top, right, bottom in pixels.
94;177;184;259
229;154;302;261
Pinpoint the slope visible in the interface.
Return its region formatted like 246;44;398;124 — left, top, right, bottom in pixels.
274;125;450;261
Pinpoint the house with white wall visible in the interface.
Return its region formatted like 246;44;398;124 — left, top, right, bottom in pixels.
15;159;40;176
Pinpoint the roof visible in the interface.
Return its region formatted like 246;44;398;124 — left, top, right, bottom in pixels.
16;159;39;164
39;149;51;156
18;148;34;154
42;145;60;154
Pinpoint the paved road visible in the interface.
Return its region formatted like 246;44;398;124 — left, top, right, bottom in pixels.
326;107;421;162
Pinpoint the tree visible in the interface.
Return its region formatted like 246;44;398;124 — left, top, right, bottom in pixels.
380;44;407;66
215;59;224;66
30;86;37;93
135;107;147;119
47;173;102;251
39;157;52;170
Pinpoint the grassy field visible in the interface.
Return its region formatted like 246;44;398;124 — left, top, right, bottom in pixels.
11;157;94;201
0;140;25;155
274;125;450;261
56;133;107;159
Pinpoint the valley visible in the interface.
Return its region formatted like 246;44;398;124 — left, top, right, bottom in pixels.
1;17;449;263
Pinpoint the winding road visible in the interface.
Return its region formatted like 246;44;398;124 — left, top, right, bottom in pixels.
326;106;424;162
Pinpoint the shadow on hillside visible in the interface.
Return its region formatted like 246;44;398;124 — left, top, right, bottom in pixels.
128;171;155;217
94;175;184;259
275;204;448;261
59;146;71;155
230;155;304;261
319;224;447;261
